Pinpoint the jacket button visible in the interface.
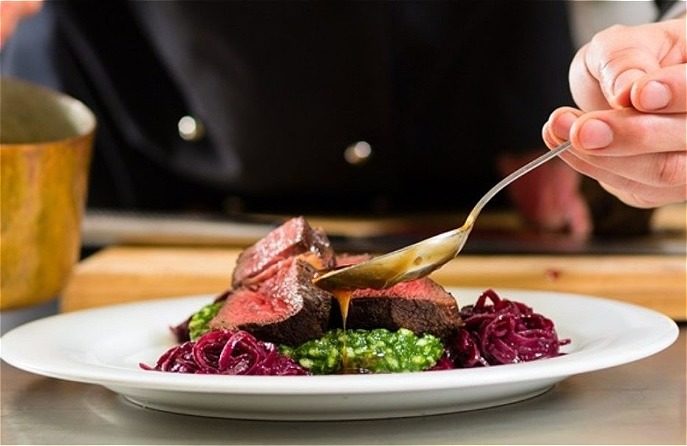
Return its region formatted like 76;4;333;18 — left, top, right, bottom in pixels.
178;115;205;141
344;141;372;165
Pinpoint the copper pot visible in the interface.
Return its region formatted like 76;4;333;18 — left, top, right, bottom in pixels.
1;78;95;310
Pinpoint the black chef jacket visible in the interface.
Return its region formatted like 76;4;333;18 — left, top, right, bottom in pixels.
2;0;577;215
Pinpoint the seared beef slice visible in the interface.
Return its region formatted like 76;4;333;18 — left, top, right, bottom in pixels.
232;217;335;287
210;260;332;346
343;278;462;338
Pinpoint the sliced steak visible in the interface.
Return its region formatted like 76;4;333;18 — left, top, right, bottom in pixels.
341;278;462;338
232;217;335;287
211;259;333;346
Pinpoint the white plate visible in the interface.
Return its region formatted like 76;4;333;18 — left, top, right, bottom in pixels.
0;288;678;420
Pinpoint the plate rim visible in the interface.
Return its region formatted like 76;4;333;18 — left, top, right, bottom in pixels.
1;287;679;395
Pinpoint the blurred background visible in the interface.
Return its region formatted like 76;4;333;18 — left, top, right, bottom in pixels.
1;0;685;332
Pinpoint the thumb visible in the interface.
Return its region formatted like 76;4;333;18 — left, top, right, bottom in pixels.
631;63;687;113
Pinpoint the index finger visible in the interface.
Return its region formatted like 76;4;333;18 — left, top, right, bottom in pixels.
569;107;686;156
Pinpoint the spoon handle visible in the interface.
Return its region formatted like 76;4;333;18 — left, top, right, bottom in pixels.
465;141;572;226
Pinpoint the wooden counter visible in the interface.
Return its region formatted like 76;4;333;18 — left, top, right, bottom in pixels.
61;246;686;320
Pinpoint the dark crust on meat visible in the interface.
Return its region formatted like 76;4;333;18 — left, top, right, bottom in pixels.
337;278;462;338
343;296;461;339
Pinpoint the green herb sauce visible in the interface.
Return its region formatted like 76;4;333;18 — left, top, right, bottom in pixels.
188;301;223;341
281;328;444;374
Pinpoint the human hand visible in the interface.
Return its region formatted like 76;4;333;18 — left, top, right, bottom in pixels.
0;1;42;49
542;17;686;208
498;152;592;236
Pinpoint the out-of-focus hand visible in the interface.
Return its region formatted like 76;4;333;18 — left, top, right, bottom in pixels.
542;17;686;208
498;152;592;236
0;1;42;49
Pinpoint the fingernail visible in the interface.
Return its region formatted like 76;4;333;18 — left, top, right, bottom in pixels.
639;81;671;110
552;111;577;140
579;119;613;149
613;69;645;97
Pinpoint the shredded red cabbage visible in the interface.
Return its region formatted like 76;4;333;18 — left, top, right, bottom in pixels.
141;329;308;375
447;289;569;367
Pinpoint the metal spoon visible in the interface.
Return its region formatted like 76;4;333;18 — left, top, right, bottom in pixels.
314;141;572;291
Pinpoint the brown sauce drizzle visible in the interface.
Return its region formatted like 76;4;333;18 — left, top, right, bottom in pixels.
332;289;353;330
331;290;353;372
314;272;360;373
